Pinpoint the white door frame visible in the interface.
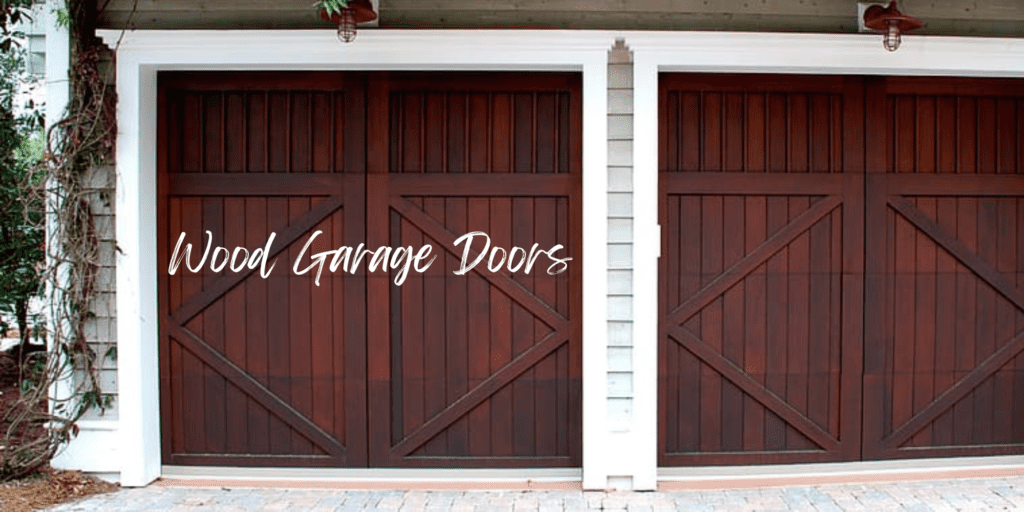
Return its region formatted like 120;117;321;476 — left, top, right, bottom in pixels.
96;27;1024;489
626;31;1024;485
96;29;612;487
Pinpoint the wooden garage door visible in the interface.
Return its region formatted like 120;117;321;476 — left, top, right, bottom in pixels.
863;77;1024;460
658;75;865;465
366;74;583;467
158;72;582;468
660;73;1024;465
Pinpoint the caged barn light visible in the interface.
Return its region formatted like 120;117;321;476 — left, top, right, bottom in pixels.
862;0;924;52
318;0;377;43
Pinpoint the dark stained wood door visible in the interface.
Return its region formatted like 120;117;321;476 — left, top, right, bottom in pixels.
863;77;1024;460
158;72;582;468
660;73;1024;466
366;74;583;467
158;73;369;467
658;74;865;465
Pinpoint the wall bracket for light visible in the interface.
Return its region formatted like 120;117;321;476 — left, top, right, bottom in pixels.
862;1;924;52
319;0;377;43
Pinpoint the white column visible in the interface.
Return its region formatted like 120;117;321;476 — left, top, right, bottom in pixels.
630;51;659;491
114;56;162;487
581;52;610;490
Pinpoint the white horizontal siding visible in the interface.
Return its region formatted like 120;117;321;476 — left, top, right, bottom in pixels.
605;41;634;432
609;166;633;192
82;165;119;422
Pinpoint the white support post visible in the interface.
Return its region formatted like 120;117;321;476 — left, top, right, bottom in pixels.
630;53;659;492
581;54;609;490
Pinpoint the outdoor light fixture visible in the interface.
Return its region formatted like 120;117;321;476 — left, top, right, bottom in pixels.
319;0;377;43
862;0;924;51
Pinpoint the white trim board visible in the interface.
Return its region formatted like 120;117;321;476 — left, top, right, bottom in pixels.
627;30;1024;494
162;466;581;482
96;28;611;488
659;455;1024;479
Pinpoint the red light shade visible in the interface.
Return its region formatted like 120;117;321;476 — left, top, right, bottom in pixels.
863;1;924;51
319;0;377;43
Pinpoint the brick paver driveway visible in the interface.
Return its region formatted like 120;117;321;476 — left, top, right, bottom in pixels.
47;476;1024;511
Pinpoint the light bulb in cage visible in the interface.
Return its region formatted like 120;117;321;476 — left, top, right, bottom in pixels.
336;8;356;43
862;1;923;52
318;0;377;44
884;21;901;51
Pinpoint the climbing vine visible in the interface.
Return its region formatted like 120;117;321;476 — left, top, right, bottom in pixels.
1;0;125;480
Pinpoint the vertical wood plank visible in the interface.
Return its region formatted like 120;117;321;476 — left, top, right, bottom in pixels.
182;93;201;173
911;198;936;447
466;197;491;455
764;196;789;450
663;90;679;172
681;92;700;172
993;197;1017;443
724;93;744;172
534;197;559;456
512;197;536;455
895;95;915;173
247;92;266;173
745;93;765;174
244;197;270;454
936;97;956;174
974;198;997;443
678;195;701;452
892;200;916;439
290;93;310;173
743;195;766;452
702;93;722;172
201;197;226;454
180;199;205;455
768;94;787;173
469;93;489;173
288;197;313;455
721;196;745;451
492;94;511;174
996;98;1016;174
807;201;831;436
422;197;448;455
700;196;723;453
447;93;467;174
786;196;811;449
266;197;292;454
958;98;977;174
536;93;557;173
932;196;957;446
224;93;245;173
917;97;936;174
953;197;977;444
444;198;470;455
425;93;445;173
788;94;808;173
267;92;289;173
514;93;534;174
808;94;830;173
490;196;514;456
978;98;997;174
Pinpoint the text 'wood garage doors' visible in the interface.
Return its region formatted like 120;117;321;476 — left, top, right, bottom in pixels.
158;72;582;468
659;74;1024;465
